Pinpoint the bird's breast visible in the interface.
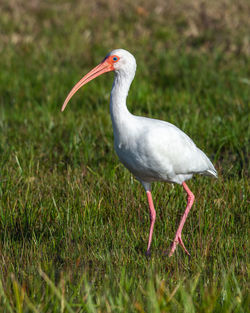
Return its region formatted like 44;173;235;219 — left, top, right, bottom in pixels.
113;131;172;182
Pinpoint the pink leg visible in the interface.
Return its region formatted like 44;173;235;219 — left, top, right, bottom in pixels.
169;182;195;257
146;191;156;256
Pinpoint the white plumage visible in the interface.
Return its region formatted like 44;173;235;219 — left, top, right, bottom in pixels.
62;49;217;257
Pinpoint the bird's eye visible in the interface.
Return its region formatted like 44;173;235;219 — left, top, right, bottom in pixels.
113;57;118;61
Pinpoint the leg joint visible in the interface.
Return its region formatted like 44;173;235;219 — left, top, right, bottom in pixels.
151;210;156;222
188;192;195;203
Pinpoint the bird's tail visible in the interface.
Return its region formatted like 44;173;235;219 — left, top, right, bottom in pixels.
205;168;218;178
197;148;218;178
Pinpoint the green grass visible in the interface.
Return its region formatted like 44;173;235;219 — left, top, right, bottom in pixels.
0;0;249;312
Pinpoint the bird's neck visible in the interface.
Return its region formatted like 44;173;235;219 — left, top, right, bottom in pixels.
109;70;135;136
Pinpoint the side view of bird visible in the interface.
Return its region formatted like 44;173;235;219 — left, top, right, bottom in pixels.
61;49;217;257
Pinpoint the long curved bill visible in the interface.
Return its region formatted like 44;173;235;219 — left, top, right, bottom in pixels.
61;60;114;112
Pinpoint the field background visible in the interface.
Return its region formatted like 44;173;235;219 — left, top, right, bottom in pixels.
0;0;249;312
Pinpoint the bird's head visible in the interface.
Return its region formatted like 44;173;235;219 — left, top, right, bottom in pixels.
61;49;136;112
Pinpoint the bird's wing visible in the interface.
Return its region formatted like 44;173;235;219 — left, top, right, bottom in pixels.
138;118;216;177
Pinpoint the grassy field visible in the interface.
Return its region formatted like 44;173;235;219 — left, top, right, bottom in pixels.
0;0;249;312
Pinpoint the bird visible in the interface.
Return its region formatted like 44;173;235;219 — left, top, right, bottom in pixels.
61;49;217;257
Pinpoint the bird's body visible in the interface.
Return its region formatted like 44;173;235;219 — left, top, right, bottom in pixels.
62;49;217;256
112;107;216;187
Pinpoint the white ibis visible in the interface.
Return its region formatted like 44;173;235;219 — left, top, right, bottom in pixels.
61;49;217;257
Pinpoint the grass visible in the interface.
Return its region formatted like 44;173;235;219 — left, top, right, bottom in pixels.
0;0;249;312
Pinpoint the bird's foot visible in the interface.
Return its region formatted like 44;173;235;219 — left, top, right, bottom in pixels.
168;234;190;257
145;249;151;258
